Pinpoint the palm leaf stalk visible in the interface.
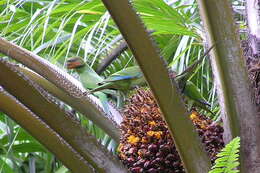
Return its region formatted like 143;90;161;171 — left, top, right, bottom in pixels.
100;0;211;172
96;41;129;75
96;30;154;74
197;0;260;172
0;87;95;173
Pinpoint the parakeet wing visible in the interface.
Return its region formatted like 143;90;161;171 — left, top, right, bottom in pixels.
104;66;142;82
104;75;137;82
183;81;206;101
183;81;213;115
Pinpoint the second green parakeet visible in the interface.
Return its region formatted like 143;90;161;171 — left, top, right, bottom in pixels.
183;80;210;106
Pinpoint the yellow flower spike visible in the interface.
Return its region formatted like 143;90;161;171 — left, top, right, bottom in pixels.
147;131;163;139
127;135;140;144
154;131;163;139
200;124;206;129
190;112;198;120
147;131;155;137
148;121;157;126
141;137;148;143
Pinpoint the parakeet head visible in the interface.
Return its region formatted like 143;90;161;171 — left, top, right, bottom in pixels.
66;57;85;69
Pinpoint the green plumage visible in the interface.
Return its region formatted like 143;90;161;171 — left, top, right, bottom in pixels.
66;57;112;111
90;66;146;93
75;62;103;89
182;80;214;115
183;81;209;106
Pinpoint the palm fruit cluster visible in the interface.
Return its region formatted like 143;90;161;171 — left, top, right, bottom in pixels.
118;88;224;173
189;110;224;162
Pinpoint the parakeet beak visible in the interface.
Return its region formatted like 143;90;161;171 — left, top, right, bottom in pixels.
66;57;85;69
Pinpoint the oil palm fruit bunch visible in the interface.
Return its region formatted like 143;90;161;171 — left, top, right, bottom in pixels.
189;111;224;162
118;88;224;173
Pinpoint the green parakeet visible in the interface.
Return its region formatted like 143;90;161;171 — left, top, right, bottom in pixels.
182;81;214;116
169;70;212;114
169;67;214;115
67;57;116;94
89;66;146;93
66;57;114;112
66;57;145;107
169;45;216;115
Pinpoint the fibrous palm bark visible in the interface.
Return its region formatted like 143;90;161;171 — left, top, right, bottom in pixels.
246;0;260;56
245;0;260;108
